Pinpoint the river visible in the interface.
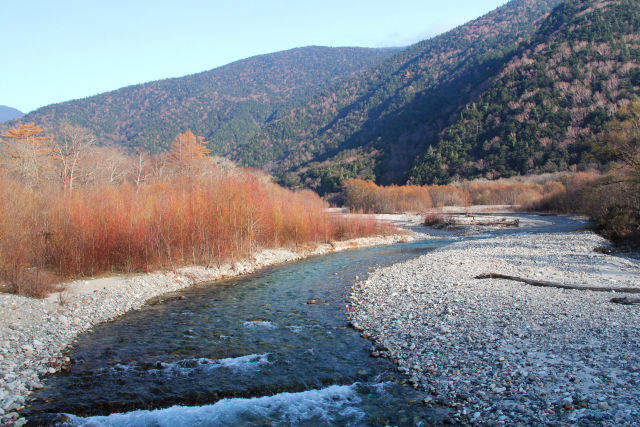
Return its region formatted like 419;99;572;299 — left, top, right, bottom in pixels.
23;214;586;426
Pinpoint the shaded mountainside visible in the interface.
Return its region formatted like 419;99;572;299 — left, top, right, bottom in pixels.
409;0;640;184
247;0;639;193
0;106;23;122
9;46;397;152
242;0;565;192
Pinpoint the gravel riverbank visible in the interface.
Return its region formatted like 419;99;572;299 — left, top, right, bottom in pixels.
349;228;640;425
0;232;411;426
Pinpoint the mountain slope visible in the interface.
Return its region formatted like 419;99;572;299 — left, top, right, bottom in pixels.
409;0;640;184
9;0;636;193
10;46;397;152
239;0;564;192
0;106;23;122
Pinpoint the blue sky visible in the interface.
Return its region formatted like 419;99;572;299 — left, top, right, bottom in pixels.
2;0;508;113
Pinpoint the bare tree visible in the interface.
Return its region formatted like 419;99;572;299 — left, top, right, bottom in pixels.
601;101;640;185
77;147;131;187
54;122;96;192
133;149;150;189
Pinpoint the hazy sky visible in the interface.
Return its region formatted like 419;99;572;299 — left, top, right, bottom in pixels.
2;0;508;113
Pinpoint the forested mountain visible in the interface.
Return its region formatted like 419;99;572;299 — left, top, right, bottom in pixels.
0;106;23;122
409;0;640;184
8;47;397;152
245;0;639;193
242;0;565;192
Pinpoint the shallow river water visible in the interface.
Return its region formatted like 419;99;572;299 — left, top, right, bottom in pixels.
23;215;586;426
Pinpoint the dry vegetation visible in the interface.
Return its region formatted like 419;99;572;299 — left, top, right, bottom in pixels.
344;170;637;244
0;126;390;297
342;174;574;214
527;172;639;242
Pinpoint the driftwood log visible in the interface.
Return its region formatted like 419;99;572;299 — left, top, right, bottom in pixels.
475;273;640;295
468;218;519;227
610;297;640;305
453;218;520;227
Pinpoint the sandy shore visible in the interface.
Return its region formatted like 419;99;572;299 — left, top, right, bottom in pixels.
0;229;413;426
349;225;640;425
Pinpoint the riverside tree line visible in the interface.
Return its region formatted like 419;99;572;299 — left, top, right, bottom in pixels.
0;125;388;297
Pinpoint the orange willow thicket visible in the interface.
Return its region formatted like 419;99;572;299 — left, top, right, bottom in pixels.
342;177;578;213
343;179;434;213
461;182;547;206
342;179;470;212
0;172;392;291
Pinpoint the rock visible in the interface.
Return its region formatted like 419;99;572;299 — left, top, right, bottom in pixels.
26;379;42;389
348;322;362;331
5;412;19;421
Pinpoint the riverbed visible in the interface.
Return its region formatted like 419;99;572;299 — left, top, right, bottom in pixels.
5;214;627;425
350;221;640;425
0;232;412;426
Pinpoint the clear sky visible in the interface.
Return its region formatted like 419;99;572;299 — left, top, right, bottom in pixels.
2;0;508;113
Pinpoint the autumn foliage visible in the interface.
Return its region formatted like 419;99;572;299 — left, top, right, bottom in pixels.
0;128;390;297
342;179;434;213
0;123;54;188
342;177;568;213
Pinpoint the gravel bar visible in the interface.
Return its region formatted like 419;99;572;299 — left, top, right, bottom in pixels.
349;229;640;425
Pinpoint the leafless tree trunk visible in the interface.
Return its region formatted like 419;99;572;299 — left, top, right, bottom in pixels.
54;122;96;193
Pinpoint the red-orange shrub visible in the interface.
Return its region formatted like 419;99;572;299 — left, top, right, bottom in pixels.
428;185;470;207
343;179;433;213
0;171;391;296
342;175;585;213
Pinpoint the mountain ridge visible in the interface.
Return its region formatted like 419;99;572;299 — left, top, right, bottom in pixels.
0;106;24;122
7;46;398;152
250;0;639;192
237;0;565;192
409;0;640;184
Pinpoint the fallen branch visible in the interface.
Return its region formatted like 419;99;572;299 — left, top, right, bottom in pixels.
469;218;519;227
610;297;640;305
475;273;640;294
451;218;519;227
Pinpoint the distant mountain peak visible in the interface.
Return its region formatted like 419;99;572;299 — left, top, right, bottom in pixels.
0;105;24;122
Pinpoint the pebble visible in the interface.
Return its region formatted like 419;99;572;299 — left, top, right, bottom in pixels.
349;218;640;425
